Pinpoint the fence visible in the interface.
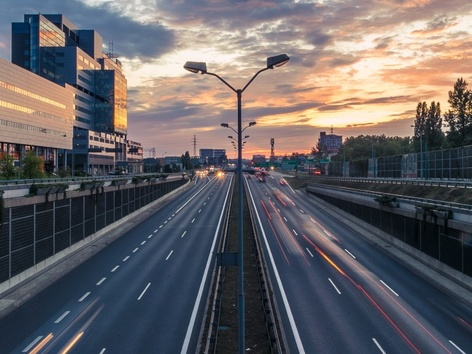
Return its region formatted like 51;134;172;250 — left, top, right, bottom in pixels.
0;178;187;284
327;144;472;179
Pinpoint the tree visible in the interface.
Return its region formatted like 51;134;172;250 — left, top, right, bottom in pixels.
412;101;444;152
181;151;192;170
0;152;16;179
22;150;44;179
334;135;411;161
443;78;472;147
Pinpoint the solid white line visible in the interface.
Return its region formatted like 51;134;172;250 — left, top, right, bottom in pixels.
449;340;466;354
166;250;174;260
123;256;130;262
54;311;70;323
78;292;90;302
246;178;306;353
372;338;386;354
380;279;399;296
180;174;233;354
141;240;146;245
23;336;43;352
111;265;119;272
344;249;356;259
305;247;314;257
328;278;341;294
96;277;106;285
133;248;139;253
137;283;151;300
181;231;187;238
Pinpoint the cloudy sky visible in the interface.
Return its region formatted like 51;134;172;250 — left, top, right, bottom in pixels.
1;1;471;158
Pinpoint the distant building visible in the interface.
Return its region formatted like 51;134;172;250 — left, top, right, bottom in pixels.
200;148;226;166
252;155;266;164
318;129;342;155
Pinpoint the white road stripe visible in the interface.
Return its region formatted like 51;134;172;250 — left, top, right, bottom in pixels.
328;278;342;294
123;256;130;262
96;277;106;285
380;279;399;296
283;217;288;222
141;241;146;245
78;292;90;302
133;248;139;253
344;249;356;259
372;338;386;354
292;229;298;236
191;218;195;223
166;250;174;260
181;231;187;238
22;336;43;352
54;311;70;323
137;283;151;300
111;265;119;272
449;340;466;354
305;247;314;257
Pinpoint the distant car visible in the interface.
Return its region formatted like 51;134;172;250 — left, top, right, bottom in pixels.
279;179;287;185
313;168;321;175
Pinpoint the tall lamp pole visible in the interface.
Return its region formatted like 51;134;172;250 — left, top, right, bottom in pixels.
184;54;289;353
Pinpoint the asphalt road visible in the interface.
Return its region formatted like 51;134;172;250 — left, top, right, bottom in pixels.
0;173;232;354
246;171;472;353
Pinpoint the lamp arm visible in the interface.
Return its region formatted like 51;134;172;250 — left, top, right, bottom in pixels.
241;67;270;93
206;72;237;93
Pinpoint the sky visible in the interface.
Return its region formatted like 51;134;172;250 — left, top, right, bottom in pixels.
1;0;472;159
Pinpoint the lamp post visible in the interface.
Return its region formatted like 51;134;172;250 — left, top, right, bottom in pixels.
184;54;289;353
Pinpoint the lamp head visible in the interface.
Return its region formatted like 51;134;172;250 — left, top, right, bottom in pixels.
184;61;207;74
267;54;290;69
221;123;229;128
249;121;257;127
228;135;233;139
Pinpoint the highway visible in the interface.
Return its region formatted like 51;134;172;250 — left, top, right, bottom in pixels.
246;171;472;353
0;173;231;353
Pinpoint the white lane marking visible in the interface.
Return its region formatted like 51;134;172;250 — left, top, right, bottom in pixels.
328;278;341;295
204;202;207;206
54;311;70;323
245;179;306;353
148;234;153;239
141;241;146;245
181;174;233;354
292;229;298;236
133;248;139;253
166;250;174;260
449;340;466;354
198;209;202;213
305;248;314;257
344;249;356;259
159;225;163;228
164;220;168;224
154;229;158;233
181;231;187;238
137;283;151;300
23;336;43;352
191;218;196;223
172;214;175;217
99;349;106;354
372;338;386;354
283;217;288;222
300;209;305;214
123;256;130;262
96;277;106;285
78;292;90;302
111;265;119;272
168;217;172;220
380;280;399;296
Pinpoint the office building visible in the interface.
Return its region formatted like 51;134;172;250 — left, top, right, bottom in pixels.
199;148;226;166
6;13;142;175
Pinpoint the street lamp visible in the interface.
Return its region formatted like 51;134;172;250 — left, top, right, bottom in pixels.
184;54;289;353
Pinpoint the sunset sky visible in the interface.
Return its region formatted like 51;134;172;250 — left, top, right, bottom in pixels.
1;0;472;158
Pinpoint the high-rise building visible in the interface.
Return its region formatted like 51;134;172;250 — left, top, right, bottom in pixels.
9;14;139;175
199;148;226;166
318;129;342;155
